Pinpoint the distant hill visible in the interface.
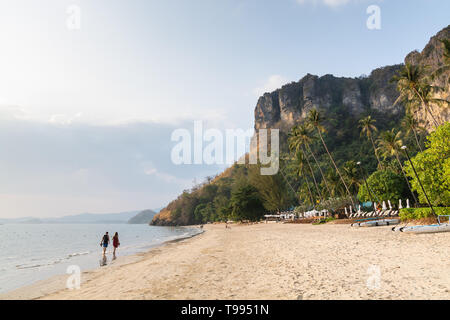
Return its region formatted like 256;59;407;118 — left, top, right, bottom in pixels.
44;211;141;224
0;211;141;224
0;217;39;224
128;209;157;224
42;211;139;223
17;218;43;224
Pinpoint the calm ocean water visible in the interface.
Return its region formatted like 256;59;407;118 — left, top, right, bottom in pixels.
0;224;201;294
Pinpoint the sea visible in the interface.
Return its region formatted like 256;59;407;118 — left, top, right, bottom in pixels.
0;223;202;294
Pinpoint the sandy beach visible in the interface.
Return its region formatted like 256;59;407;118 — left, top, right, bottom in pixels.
2;223;450;300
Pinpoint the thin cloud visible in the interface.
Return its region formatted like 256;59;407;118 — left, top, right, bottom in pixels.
144;167;192;187
253;75;288;97
49;113;83;125
296;0;351;7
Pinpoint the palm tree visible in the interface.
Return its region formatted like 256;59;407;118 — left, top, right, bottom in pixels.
401;114;425;152
278;156;301;203
342;161;362;195
392;63;441;128
291;151;315;206
377;129;418;204
358;116;383;169
325;169;345;198
306;108;356;209
288;124;332;197
289;127;323;203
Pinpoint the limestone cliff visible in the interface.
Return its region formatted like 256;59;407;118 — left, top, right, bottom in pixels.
254;65;403;134
404;25;450;130
254;25;449;135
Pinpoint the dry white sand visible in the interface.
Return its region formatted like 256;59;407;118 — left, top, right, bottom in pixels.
2;223;450;300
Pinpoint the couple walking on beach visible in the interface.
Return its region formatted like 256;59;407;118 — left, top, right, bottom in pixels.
100;232;120;259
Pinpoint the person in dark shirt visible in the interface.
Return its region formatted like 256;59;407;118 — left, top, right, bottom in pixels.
100;232;110;256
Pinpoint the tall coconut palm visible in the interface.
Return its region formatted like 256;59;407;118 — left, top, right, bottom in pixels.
289;127;323;203
325;169;345;198
342;161;362;195
288;124;332;197
401;114;425;152
376;129;418;204
358;116;383;170
306;108;356;210
291;151;315;206
392;63;441;128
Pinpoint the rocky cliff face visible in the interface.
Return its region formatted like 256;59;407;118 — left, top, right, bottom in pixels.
404;26;450;129
254;26;449;134
254;66;403;134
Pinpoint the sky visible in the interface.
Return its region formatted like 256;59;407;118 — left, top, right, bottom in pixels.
0;0;449;218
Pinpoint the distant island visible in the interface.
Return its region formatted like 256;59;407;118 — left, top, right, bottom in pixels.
0;209;160;225
128;209;157;224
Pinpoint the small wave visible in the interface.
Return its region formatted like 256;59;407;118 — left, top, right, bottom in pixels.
67;251;90;259
14;252;90;270
16;264;44;270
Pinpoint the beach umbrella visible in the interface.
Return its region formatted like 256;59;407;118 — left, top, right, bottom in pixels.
358;205;362;214
345;207;348;216
399;199;403;209
382;201;387;210
350;206;353;213
373;202;377;211
407;199;410;208
388;200;392;210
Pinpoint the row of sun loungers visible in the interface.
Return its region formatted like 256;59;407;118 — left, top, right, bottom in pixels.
349;210;399;218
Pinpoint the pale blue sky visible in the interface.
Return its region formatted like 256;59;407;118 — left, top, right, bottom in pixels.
0;0;448;217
